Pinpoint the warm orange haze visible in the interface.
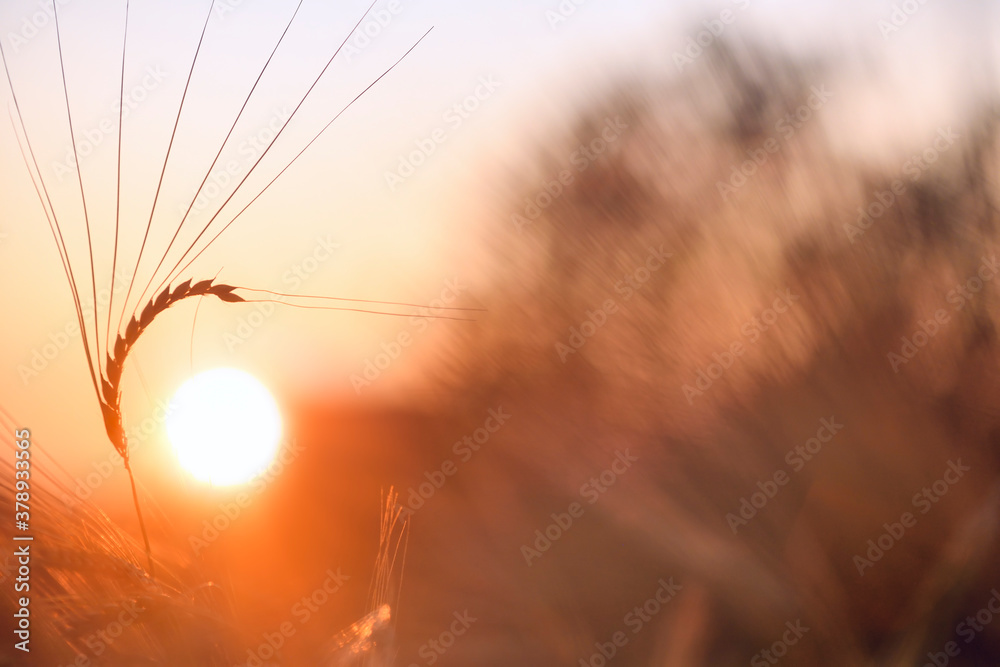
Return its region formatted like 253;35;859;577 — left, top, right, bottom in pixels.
2;0;1000;665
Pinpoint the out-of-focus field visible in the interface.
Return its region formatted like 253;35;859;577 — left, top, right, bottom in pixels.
3;9;1000;667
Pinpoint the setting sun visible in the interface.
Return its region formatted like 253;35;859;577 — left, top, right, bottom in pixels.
166;368;283;486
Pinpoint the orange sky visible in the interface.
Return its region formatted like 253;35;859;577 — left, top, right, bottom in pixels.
0;0;994;495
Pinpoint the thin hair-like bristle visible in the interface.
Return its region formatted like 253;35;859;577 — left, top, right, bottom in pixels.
116;0;215;344
158;22;436;295
238;286;485;312
53;0;103;377
155;0;384;294
136;0;306;315
239;297;476;321
1;52;101;406
107;0;130;363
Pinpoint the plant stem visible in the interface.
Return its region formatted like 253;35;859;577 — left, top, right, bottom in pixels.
123;453;155;580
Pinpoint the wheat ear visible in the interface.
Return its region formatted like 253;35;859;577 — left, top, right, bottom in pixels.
98;278;244;576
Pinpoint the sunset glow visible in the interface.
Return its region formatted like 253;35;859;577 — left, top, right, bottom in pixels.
166;368;282;486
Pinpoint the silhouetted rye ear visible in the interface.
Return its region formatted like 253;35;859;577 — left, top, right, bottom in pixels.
0;0;470;576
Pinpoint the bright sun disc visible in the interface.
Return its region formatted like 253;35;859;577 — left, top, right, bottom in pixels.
166;368;282;486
